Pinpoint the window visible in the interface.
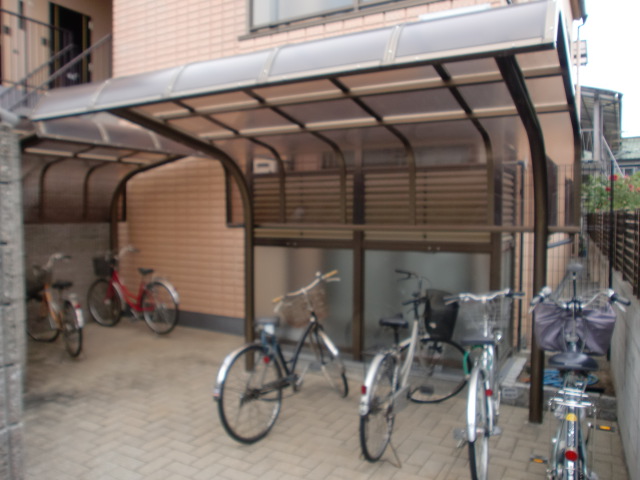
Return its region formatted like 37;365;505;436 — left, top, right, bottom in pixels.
250;0;402;30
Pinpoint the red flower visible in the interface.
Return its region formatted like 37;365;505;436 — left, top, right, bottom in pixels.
606;187;611;192
609;174;619;181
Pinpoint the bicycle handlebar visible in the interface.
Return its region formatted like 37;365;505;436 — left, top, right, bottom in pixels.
44;253;71;272
530;286;630;312
401;295;429;307
443;288;523;305
272;270;340;303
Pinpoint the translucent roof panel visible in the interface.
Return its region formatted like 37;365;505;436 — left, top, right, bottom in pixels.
395;1;551;61
31;0;562;121
22;114;197;223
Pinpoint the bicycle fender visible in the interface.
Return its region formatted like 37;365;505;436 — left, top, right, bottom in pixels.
359;353;390;416
151;277;180;304
66;294;85;328
317;329;339;358
467;367;484;443
213;343;261;400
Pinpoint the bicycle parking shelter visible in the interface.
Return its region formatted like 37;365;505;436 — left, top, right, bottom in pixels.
28;0;580;422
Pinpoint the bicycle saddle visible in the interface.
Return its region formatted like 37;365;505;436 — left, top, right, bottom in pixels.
52;280;73;290
138;268;154;276
548;352;599;372
256;316;280;327
379;313;408;329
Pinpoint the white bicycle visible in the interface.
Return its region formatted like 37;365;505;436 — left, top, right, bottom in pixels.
445;288;523;480
359;269;468;462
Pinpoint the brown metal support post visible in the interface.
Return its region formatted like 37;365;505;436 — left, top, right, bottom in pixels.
108;157;181;249
496;56;548;423
352;149;365;361
353;231;364;361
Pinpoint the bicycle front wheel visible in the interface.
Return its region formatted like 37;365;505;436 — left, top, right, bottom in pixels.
26;297;59;342
216;344;283;444
360;353;396;462
408;337;468;403
62;301;82;358
87;278;122;327
310;325;348;397
468;367;490;480
142;281;179;334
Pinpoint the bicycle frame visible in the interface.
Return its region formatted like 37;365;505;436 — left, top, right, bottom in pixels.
260;311;339;388
108;268;150;315
40;287;62;328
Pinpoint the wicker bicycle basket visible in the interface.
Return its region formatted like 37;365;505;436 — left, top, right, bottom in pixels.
275;282;329;328
25;265;49;300
92;255;114;277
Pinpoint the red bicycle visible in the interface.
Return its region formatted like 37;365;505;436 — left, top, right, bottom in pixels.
87;245;180;334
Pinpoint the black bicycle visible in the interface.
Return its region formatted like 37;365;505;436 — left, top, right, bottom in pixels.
213;270;348;444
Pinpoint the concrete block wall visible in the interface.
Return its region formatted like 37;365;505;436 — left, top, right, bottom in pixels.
0;122;24;479
610;269;640;480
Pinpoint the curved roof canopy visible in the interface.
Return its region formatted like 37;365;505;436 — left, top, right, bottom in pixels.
32;1;576;143
28;0;579;231
21;114;195;222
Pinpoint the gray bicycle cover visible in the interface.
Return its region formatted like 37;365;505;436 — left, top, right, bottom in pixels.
533;303;570;352
533;302;617;355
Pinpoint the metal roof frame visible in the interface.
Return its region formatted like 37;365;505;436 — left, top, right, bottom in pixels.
20;114;196;222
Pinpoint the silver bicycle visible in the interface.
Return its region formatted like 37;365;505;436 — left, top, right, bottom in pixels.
531;263;629;480
445;288;523;480
359;269;468;462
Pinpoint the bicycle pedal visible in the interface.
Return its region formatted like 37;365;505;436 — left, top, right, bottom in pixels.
417;385;434;395
530;454;548;465
595;424;616;433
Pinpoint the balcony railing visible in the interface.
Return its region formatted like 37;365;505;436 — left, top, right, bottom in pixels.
0;9;112;113
0;8;72;88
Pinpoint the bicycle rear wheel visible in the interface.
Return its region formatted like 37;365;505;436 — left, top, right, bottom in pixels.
468;368;490;480
216;344;283;444
360;353;396;462
26;297;59;342
554;409;583;480
408;337;468;403
310;325;348;397
142;281;179;334
87;278;122;327
61;301;82;358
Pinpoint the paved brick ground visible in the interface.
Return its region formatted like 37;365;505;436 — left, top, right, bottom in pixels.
23;321;629;480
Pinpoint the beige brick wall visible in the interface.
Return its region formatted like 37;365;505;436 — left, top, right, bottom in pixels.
117;157;245;320
112;0;505;76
